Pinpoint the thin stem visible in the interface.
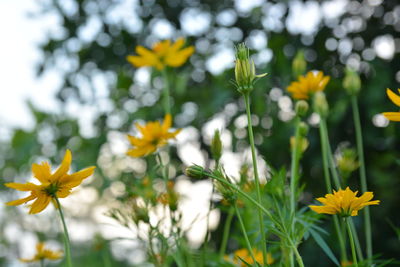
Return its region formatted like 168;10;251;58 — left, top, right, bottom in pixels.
293;246;305;267
202;183;215;265
40;259;45;267
346;218;359;267
319;122;347;262
162;69;171;115
234;203;258;265
349;219;364;261
243;92;268;265
290;117;301;215
351;95;372;264
320;119;341;189
54;197;73;267
219;206;235;257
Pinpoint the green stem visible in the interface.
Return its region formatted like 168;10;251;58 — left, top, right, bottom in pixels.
219;206;235;257
319;121;347;262
351;95;372;265
162;69;171;115
202;183;215;265
293;246;305;267
234;203;258;265
40;259;45;267
54;197;73;267
320;119;341;189
243;92;268;265
290;117;301;216
346;218;359;267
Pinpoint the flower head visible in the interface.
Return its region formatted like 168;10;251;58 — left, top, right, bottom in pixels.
20;242;62;263
127;114;181;157
287;71;330;100
5;150;95;214
234;43;267;94
309;187;380;217
127;38;194;70
382;88;400;121
227;248;274;266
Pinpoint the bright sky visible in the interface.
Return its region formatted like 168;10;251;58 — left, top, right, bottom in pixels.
0;1;60;130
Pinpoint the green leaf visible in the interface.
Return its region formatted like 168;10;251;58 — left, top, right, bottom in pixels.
308;228;340;266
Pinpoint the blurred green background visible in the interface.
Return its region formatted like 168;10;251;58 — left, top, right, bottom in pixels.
1;0;400;266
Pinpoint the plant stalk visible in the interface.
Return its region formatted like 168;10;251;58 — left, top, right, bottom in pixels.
234;203;258;265
219;206;235;257
346;218;359;267
54;197;73;267
351;95;372;265
290;117;301;216
243;92;268;265
162;69;171;115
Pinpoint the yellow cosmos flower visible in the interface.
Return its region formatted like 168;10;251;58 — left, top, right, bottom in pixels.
382;88;400;121
5;150;95;214
287;71;330;100
127;114;181;157
20;242;62;263
309;187;380;217
229;248;274;266
127;38;195;70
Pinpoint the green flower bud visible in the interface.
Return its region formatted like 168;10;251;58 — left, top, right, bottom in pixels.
292;50;307;78
298;122;309;137
313;92;329;118
295;100;309;117
185;165;206;179
343;68;361;95
234;43;267;94
211;130;222;162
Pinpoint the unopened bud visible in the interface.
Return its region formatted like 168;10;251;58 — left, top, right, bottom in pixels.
211;130;222;162
295;100;309;117
313;92;329;118
234;43;267;94
185;165;206;179
292;50;307;78
298;122;309;136
290;136;309;153
343;68;361;95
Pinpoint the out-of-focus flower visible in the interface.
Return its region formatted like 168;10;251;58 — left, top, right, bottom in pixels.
336;147;359;179
127;114;181;157
382;88;400;121
234;43;267;94
127;38;194;70
5;150;95;214
309;187;380;217
287;71;330;100
20;242;62;263
227;248;274;266
292;50;307;78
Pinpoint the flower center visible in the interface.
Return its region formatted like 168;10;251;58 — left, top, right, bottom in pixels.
44;183;59;197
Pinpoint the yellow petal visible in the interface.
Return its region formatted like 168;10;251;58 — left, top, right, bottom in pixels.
386;88;400;107
50;150;72;182
29;194;52;214
59;166;96;187
162;114;172;132
5;182;40;191
32;162;51;183
6;194;37;206
382;112;400;121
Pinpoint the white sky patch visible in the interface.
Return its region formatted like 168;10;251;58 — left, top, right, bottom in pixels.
321;0;348;19
205;47;235;75
235;0;264;13
286;1;322;35
373;35;395;60
151;18;175;39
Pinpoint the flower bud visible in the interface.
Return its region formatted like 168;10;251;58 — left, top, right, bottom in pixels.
336;147;359;180
290;136;309;153
211;130;222;162
185;165;206;179
313;92;329;118
295;100;309;117
343;68;361;95
234;43;267;94
298;122;309;137
292;50;307;78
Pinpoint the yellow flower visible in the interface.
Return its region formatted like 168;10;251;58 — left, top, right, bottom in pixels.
382;88;400;121
127;114;181;157
127;38;195;70
309;187;380;217
230;248;274;266
287;71;330;100
20;242;62;263
5;150;96;214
